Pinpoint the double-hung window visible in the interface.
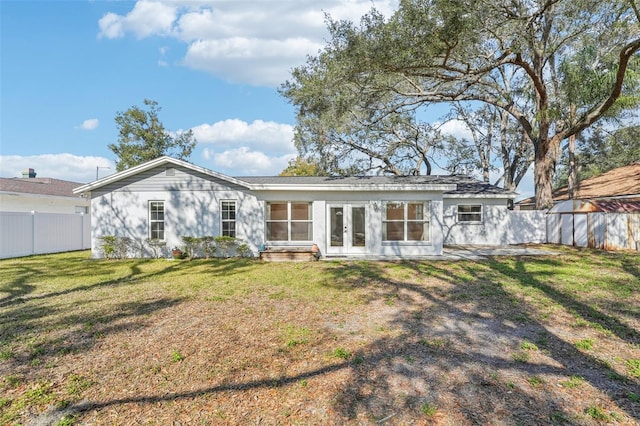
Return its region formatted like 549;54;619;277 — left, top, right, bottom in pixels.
383;201;430;242
266;202;313;241
457;204;482;222
221;200;236;237
149;201;165;240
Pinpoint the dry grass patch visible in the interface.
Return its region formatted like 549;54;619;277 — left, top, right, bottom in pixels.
1;247;639;425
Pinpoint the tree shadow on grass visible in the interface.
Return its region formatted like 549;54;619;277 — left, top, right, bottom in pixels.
487;257;640;344
0;257;187;422
621;252;640;279
320;258;640;423
2;297;184;370
10;253;638;424
49;259;588;424
0;254;255;309
0;254;251;379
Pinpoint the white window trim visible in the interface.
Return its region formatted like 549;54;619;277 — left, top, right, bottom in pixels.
457;204;483;223
382;201;431;243
265;201;313;242
220;200;237;238
148;200;165;240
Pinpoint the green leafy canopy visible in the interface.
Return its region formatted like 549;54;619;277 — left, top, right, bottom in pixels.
108;99;197;172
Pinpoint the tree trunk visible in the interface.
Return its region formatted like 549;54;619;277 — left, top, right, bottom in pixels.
567;104;578;199
567;133;577;199
534;137;560;210
499;110;514;191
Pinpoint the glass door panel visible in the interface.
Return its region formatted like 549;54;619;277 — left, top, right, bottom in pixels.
327;203;367;254
352;206;366;247
330;207;344;247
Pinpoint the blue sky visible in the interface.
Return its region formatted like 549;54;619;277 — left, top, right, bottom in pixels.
0;0;534;197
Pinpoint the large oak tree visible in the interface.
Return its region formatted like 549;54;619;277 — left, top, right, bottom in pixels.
282;0;640;208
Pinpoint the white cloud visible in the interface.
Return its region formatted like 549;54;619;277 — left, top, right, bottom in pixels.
97;12;124;39
203;147;294;176
191;118;294;153
79;118;99;130
0;154;114;183
98;0;177;39
183;37;323;86
98;0;399;87
194;118;296;175
173;2;389;42
439;119;473;141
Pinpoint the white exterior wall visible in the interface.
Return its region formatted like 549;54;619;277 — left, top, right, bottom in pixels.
254;190;444;257
90;169;447;259
443;200;546;246
91;189;263;258
89;165;263;258
89;162;548;258
0;193;89;213
443;198;511;245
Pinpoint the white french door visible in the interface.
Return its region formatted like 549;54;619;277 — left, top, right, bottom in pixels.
327;203;367;255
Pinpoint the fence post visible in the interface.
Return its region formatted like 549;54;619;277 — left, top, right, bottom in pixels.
80;213;84;249
31;211;36;256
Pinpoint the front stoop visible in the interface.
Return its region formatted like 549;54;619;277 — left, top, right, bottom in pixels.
259;247;319;262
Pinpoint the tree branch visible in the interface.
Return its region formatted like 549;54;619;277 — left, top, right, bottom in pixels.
561;37;640;139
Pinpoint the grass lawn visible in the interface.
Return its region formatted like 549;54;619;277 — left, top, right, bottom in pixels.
1;246;639;425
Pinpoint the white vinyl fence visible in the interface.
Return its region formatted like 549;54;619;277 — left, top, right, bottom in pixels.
508;210;547;244
0;211;91;259
547;212;640;251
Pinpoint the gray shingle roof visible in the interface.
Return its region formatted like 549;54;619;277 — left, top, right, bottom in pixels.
238;174;515;195
239;175;453;185
0;177;86;198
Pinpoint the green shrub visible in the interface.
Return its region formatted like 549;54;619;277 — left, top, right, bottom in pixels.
145;238;167;259
215;236;237;258
180;236;201;259
100;236;135;259
99;235;117;259
237;243;253;258
114;237;134;259
200;236;217;258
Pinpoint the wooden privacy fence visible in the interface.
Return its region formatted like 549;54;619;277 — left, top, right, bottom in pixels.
0;211;91;259
547;212;640;251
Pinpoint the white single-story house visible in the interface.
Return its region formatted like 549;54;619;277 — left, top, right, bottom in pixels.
73;156;517;259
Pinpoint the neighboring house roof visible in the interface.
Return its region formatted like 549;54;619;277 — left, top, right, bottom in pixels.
73;156;516;198
0;177;85;198
581;200;640;213
549;198;640;214
518;163;640;206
